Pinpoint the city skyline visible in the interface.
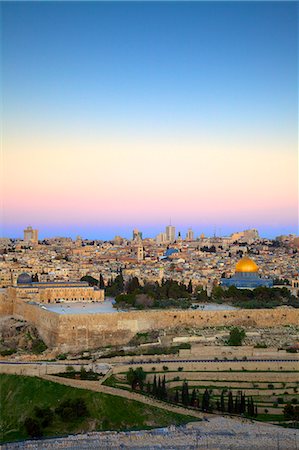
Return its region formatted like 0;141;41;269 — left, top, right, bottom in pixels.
1;2;298;239
2;223;297;241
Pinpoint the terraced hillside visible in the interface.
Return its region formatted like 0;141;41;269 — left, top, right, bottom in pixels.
105;359;299;424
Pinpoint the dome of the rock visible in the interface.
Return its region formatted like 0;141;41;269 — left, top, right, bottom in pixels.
235;257;259;273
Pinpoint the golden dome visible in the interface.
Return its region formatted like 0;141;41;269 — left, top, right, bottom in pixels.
235;257;258;273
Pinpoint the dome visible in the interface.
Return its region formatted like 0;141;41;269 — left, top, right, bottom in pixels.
17;273;32;284
235;257;258;273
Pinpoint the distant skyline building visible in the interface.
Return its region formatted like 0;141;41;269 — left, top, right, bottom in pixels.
23;226;38;244
166;225;176;243
132;229;142;241
186;228;194;241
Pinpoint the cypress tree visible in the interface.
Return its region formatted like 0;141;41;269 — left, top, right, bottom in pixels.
161;375;167;400
234;393;239;414
175;389;179;403
153;375;157;396
182;381;189;406
190;389;196;407
202;389;210;412
99;274;105;289
146;381;151;394
157;377;161;399
241;392;246;414
220;390;225;412
228;391;234;414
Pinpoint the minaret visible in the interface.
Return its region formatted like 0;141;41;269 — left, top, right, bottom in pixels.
137;246;144;261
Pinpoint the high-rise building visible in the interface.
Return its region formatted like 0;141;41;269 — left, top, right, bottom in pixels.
156;232;167;244
23;226;38;244
186;228;194;241
166;225;176;243
132;229;142;241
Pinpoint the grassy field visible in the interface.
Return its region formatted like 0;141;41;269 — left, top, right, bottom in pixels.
0;374;196;444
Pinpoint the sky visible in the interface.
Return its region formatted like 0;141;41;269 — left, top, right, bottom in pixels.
1;1;298;240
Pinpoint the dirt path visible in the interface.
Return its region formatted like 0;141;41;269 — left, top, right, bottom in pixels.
40;374;204;419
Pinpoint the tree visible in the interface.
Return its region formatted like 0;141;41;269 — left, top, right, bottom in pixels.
80;366;87;379
161;375;167;400
126;277;140;294
228;391;234;413
80;275;99;286
152;375;157;396
126;367;146;390
146;381;151;394
187;280;193;294
99;274;105;289
220;390;225;412
24;417;43;438
174;389;179;403
190;388;197;407
182;381;190;406
227;327;246;346
283;403;294;420
202;388;210;412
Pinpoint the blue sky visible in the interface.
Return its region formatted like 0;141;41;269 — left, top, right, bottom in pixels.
1;1;298;239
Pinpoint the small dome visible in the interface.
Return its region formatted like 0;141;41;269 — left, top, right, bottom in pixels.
235;257;258;273
17;273;32;284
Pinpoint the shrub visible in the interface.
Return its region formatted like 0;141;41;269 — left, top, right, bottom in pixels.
227;328;246;346
163;366;169;371
24;417;43;438
31;339;47;354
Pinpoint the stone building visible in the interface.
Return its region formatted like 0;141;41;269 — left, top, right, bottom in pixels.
221;257;273;289
15;273;104;303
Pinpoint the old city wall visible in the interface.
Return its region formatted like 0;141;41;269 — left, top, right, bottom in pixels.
0;288;14;315
1;287;298;352
12;298;61;347
54;307;299;352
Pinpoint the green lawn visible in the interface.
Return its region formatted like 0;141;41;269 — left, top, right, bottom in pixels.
0;374;196;444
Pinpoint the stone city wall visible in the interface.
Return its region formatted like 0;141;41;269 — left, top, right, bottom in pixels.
1;289;299;351
54;307;299;352
12;298;61;347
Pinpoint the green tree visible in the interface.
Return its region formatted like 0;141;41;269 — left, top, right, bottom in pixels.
181;381;190;406
202;388;210;412
80;275;99;286
228;391;234;413
227;327;246;346
220;390;225;412
283;403;294;419
187;280;193;294
24;417;43;438
99;274;105;289
190;388;197;407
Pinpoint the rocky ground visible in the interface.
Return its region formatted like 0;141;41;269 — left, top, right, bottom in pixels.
3;417;299;449
0;316;47;355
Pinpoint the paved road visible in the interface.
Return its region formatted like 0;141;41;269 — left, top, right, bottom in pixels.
1;357;298;366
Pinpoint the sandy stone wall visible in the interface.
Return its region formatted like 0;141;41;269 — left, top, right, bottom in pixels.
12;298;61;347
0;288;14;315
1;288;298;351
54;307;299;352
